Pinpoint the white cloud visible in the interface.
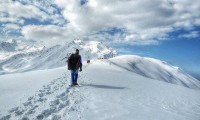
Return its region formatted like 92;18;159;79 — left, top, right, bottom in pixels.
179;31;199;39
2;0;199;46
0;0;67;41
0;0;65;25
1;23;21;38
4;23;20;30
0;0;50;21
0;16;24;24
54;0;200;45
21;25;79;46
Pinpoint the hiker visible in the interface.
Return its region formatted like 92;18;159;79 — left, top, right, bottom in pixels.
67;49;82;86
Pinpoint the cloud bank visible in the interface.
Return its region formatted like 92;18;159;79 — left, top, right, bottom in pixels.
1;0;200;46
56;0;200;44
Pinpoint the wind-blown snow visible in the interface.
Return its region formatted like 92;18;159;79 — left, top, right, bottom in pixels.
0;55;200;120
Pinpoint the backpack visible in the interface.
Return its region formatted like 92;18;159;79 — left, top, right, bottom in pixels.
68;54;81;70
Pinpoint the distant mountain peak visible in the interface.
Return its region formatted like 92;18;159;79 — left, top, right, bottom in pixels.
0;40;117;74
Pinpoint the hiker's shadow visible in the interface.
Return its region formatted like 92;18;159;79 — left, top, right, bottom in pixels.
81;84;127;89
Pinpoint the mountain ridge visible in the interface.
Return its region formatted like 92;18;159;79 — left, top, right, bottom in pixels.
0;40;117;75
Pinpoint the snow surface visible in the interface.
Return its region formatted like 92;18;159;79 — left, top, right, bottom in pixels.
0;55;200;120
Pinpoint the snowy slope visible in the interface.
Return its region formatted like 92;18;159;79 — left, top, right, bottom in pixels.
0;39;43;61
109;55;200;90
0;55;200;120
0;40;117;75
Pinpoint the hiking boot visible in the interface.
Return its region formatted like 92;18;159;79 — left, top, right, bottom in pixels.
74;83;78;85
70;82;75;86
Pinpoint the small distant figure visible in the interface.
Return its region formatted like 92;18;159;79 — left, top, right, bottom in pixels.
67;49;82;86
87;60;90;63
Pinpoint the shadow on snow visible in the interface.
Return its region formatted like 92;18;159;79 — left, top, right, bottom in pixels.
81;84;127;89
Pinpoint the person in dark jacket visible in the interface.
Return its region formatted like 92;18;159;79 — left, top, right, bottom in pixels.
68;49;82;86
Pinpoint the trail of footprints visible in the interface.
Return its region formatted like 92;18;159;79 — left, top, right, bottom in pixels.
0;72;85;120
0;62;92;120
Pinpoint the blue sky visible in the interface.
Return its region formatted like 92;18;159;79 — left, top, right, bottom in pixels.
111;27;200;76
113;37;200;77
0;0;200;79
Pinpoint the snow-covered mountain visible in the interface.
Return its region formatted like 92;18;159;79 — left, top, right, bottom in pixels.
0;55;200;120
109;55;200;90
0;39;43;61
0;39;18;52
0;39;41;53
0;40;117;75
